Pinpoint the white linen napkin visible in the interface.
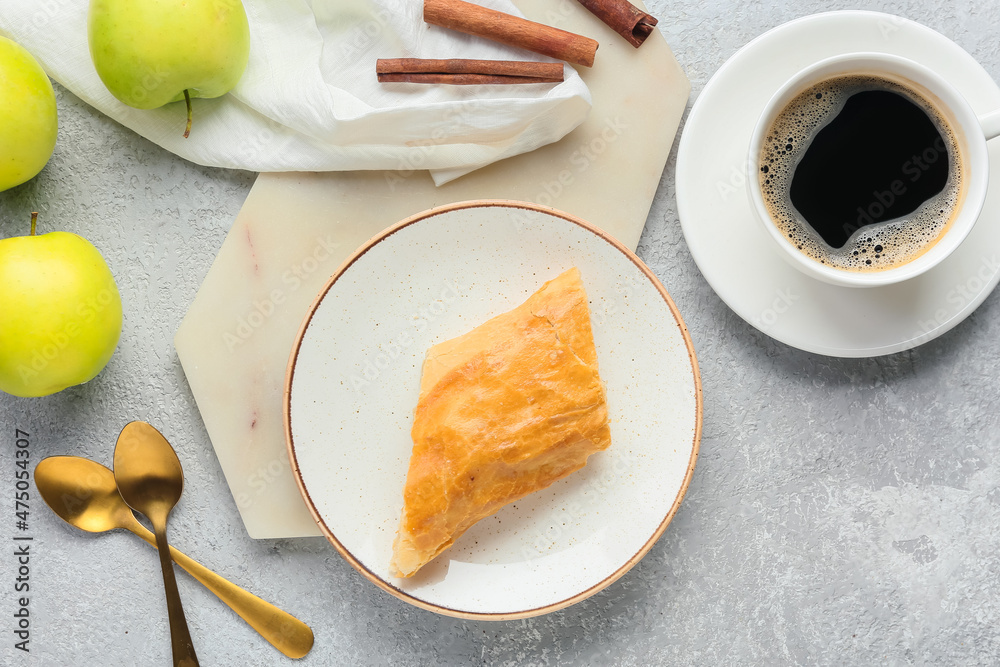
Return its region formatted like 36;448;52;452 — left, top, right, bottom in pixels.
0;0;591;185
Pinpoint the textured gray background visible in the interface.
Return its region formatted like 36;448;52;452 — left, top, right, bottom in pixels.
2;1;999;665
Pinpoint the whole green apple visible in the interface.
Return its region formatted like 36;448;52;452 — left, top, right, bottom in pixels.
0;37;58;192
0;213;123;397
88;0;251;137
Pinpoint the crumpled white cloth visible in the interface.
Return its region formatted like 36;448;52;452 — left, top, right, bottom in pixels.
0;0;591;185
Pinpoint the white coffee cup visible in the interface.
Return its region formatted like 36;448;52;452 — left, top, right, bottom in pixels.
747;52;1000;288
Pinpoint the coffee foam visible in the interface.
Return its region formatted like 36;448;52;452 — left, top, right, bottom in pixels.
759;74;964;272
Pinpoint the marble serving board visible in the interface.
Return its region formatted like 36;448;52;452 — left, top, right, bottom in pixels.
175;0;690;539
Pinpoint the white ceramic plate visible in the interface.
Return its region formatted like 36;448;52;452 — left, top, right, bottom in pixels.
284;201;701;619
676;11;1000;357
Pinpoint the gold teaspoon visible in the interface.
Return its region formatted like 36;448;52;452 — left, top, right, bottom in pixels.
34;455;314;659
113;421;198;667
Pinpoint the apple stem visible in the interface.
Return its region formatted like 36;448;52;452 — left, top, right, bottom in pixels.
30;212;37;236
183;89;192;139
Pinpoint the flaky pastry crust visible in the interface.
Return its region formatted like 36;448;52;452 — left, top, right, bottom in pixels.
390;268;610;577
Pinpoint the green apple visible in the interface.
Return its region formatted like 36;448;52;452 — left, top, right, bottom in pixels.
0;213;123;397
88;0;251;137
0;37;58;192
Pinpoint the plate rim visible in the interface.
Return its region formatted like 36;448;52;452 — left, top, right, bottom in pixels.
282;199;703;620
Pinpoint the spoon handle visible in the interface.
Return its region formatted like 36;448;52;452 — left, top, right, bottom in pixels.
153;523;200;667
130;524;314;659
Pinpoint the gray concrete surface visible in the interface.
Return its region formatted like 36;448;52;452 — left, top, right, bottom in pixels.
1;1;999;664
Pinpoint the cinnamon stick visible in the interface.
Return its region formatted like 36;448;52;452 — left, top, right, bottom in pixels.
575;0;658;48
424;0;598;68
377;58;564;85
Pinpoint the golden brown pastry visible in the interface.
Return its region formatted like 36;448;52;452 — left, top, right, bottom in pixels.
390;267;611;578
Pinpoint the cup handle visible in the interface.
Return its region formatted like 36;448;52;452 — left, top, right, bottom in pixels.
981;109;1000;141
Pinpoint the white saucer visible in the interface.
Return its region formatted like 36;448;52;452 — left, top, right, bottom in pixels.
676;11;1000;357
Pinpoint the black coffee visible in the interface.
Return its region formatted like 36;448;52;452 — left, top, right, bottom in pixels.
759;74;964;272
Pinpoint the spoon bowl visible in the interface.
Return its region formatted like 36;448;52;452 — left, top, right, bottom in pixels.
35;456;136;533
113;421;184;521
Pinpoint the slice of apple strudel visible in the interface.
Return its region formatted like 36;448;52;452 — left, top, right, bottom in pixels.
390;267;611;578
